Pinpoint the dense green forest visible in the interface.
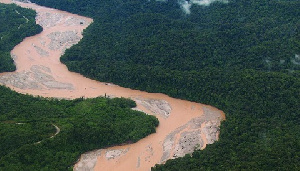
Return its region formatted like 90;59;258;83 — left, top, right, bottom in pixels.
2;0;300;170
0;4;158;170
28;0;300;170
0;3;42;72
30;0;300;72
0;85;158;170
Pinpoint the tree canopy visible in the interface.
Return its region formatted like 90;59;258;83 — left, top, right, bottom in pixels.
0;3;42;72
1;0;300;170
0;85;158;170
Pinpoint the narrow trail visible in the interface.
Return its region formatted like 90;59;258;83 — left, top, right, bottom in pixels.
0;1;225;171
50;124;60;139
35;124;61;144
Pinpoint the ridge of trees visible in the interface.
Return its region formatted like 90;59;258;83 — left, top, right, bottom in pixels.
0;3;159;170
0;3;42;72
0;85;158;170
3;0;300;170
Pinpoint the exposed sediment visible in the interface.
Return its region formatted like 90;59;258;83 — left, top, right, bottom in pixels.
0;1;225;171
0;65;74;90
160;106;222;163
75;150;102;171
47;31;81;52
135;98;172;118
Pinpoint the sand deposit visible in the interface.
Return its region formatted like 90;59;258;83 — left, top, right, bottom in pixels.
75;150;102;171
0;65;74;90
135;98;172;118
0;0;11;4
160;106;222;163
47;31;81;51
0;0;225;171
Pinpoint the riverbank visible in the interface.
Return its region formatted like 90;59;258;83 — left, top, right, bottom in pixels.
0;1;225;170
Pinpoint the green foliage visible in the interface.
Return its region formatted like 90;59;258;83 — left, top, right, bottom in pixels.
151;69;300;170
0;4;42;72
30;0;300;72
0;86;158;170
4;0;300;170
0;122;55;158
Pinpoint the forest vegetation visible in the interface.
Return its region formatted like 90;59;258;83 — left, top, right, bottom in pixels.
1;0;300;170
30;0;300;170
0;3;42;72
0;85;158;170
0;4;158;170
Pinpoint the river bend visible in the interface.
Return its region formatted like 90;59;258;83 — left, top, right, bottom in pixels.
0;1;225;170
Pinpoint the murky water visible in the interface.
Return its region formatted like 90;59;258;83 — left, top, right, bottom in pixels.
0;1;225;170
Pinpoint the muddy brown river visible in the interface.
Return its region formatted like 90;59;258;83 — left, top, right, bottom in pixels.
0;1;225;170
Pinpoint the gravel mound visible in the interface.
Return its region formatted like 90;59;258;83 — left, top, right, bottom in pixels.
0;65;74;90
135;98;172;118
